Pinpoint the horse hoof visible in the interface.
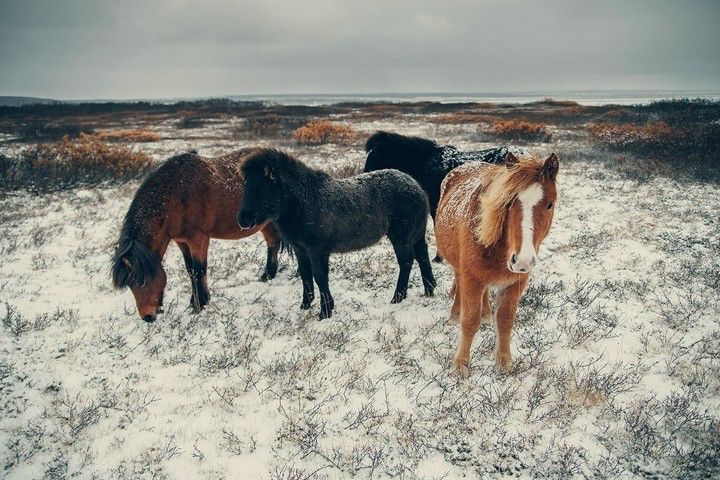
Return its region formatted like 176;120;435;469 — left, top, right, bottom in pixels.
259;273;270;282
451;359;470;378
424;288;435;297
319;310;332;320
391;292;407;304
495;352;512;374
300;303;312;310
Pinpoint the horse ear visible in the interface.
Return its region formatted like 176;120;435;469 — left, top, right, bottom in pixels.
122;258;133;269
544;153;559;180
505;152;519;168
264;166;275;181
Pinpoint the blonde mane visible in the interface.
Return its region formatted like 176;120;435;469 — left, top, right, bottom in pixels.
476;157;549;247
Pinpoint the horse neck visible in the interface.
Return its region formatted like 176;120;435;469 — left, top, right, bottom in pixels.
277;164;327;220
125;200;171;260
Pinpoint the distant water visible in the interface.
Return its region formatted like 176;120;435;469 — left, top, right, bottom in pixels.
222;90;720;107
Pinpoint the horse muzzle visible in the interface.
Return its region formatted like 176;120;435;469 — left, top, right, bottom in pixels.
237;210;259;229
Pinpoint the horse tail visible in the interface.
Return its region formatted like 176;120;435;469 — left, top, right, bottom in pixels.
279;239;294;257
111;236;159;289
363;131;442;173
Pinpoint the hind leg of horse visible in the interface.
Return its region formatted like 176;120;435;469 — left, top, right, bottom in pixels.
259;223;280;282
412;238;436;297
309;250;333;319
494;278;527;374
448;273;461;325
295;246;315;310
452;275;486;377
389;240;414;304
187;235;210;312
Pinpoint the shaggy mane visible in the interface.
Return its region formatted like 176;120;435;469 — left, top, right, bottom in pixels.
476;156;550;247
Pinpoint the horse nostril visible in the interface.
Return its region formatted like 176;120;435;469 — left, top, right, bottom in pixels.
143;314;156;323
511;254;517;264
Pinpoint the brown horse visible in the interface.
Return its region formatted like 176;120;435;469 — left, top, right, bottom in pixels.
435;152;559;376
111;148;281;322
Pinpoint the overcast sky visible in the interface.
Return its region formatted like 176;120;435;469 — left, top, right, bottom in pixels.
1;0;719;100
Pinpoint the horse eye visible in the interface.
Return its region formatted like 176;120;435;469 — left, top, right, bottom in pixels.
547;202;554;209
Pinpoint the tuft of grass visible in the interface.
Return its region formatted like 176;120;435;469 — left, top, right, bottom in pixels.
0;134;152;192
93;129;161;143
291;120;356;145
482;119;552;142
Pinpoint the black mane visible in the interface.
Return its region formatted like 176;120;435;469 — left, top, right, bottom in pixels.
364;131;520;218
110;154;192;289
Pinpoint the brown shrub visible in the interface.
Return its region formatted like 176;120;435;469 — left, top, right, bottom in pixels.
291;120;356;145
0;134;152;191
587;122;674;148
94;129;161;142
483;119;552;142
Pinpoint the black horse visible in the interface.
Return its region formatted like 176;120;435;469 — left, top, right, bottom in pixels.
237;148;436;319
364;131;524;219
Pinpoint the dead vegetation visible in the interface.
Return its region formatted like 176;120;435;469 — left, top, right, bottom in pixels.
0;133;152;192
291;120;357;145
93;129;161;143
482;119;552;142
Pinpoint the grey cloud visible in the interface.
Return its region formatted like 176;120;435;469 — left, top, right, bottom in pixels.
0;0;718;99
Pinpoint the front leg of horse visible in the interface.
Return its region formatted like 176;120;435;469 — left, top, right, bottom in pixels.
259;224;281;281
452;279;485;378
494;280;526;374
309;252;333;319
260;244;279;282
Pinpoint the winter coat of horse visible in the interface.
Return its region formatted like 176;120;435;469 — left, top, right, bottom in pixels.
237;148;436;319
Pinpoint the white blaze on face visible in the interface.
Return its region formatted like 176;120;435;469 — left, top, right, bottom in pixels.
514;183;543;272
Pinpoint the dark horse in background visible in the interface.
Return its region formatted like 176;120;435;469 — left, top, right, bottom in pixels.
112;148;281;322
364;131;523;261
237;148;436;319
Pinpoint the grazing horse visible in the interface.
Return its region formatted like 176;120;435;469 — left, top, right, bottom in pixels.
112;148;282;322
364;131;524;261
237;148;436;319
435;152;559;376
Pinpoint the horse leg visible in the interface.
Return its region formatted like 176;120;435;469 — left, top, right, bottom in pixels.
176;241;198;310
309;251;334;319
452;273;485;378
259;223;280;282
494;278;527;374
187;234;211;313
480;289;493;326
389;240;414;304
412;238;436;297
448;271;460;325
295;246;315;310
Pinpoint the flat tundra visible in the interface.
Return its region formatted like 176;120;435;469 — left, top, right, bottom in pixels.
435;152;559;376
237;148;436;319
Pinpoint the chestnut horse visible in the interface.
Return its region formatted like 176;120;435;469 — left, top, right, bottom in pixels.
435;152;559;376
111;148;281;322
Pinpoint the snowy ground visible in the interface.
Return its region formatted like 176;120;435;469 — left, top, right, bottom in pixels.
1;118;719;479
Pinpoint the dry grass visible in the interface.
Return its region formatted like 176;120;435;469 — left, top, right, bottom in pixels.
93;129;161;143
240;114;284;139
291;120;356;145
0;133;152;192
431;113;500;124
483;119;552;142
